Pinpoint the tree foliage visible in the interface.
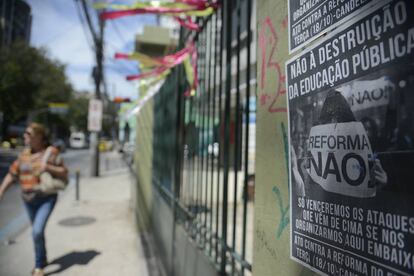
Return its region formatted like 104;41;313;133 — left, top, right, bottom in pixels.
0;42;88;139
0;42;118;142
68;92;90;133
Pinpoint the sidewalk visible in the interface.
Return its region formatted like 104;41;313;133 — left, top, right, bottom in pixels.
0;153;155;276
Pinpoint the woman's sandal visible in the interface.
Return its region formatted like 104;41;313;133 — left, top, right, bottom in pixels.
31;268;44;276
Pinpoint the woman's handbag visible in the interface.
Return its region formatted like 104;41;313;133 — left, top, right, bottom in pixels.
33;147;68;195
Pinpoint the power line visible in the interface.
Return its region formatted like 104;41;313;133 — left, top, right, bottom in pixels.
38;21;78;45
110;20;128;46
73;0;95;51
77;0;99;44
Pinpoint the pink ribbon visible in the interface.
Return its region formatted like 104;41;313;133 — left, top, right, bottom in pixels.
126;66;169;81
123;43;196;81
115;44;194;67
114;53;130;59
101;3;217;20
174;16;200;31
174;0;210;5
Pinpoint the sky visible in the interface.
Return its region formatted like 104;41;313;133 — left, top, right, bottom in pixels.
26;0;157;100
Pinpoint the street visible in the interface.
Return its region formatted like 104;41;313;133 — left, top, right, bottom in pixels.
0;148;108;243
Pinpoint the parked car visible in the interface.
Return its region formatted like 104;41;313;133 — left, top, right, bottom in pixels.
69;132;87;149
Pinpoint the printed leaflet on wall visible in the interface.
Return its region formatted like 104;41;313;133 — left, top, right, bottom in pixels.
287;0;414;275
288;0;381;53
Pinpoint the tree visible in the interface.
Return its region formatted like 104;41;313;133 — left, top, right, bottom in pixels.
0;41;74;138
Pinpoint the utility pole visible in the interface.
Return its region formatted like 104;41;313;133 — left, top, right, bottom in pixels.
79;0;105;176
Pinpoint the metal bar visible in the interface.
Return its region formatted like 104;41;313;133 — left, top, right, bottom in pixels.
216;5;224;265
204;19;213;255
191;97;198;238
172;60;184;276
204;24;210;248
242;0;253;274
197;33;205;244
201;34;206;233
225;244;253;272
221;0;233;274
155;179;196;221
184;14;214;44
193;90;200;240
209;13;217;258
203;29;209;246
75;170;80;201
174;64;184;198
183;97;189;209
187;106;191;211
188;96;196;220
232;0;242;273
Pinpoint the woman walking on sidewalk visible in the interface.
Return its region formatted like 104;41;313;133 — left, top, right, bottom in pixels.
0;123;68;276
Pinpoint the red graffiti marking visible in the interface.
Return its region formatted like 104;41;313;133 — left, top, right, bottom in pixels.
259;94;271;106
259;17;287;113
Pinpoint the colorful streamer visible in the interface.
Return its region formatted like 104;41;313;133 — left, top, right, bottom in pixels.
95;1;200;10
184;44;198;97
97;1;218;20
100;7;215;20
115;41;198;96
126;66;170;81
174;0;211;5
115;43;195;69
136;69;171;90
115;52;164;68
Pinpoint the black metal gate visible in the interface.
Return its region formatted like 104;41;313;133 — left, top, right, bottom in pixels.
152;1;256;275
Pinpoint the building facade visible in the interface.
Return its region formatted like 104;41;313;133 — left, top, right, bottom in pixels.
0;0;32;48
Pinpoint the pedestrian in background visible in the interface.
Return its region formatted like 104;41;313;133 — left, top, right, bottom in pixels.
0;122;68;276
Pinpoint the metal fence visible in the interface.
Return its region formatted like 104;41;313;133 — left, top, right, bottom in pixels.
151;0;256;275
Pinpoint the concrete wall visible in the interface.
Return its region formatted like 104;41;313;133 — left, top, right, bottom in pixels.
152;189;174;273
253;1;315;275
133;99;154;231
173;224;218;276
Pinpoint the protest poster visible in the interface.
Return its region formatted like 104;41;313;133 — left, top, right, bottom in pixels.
338;77;393;112
287;0;414;274
307;121;375;198
288;0;381;53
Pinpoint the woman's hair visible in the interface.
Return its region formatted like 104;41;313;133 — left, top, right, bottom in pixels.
318;90;356;125
28;122;50;146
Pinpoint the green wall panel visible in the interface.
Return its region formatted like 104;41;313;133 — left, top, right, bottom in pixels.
253;1;315;275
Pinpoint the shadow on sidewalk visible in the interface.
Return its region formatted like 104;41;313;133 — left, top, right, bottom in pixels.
45;250;101;275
